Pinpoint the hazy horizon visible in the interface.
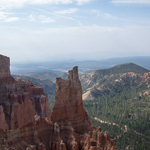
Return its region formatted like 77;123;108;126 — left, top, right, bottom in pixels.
1;0;150;63
10;56;150;75
9;55;150;64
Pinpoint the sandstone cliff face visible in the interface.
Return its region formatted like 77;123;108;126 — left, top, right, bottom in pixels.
0;55;51;131
0;105;9;131
51;66;91;134
0;55;116;150
0;55;10;76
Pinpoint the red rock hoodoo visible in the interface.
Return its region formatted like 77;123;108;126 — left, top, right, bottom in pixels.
0;54;50;131
51;66;91;134
0;54;116;150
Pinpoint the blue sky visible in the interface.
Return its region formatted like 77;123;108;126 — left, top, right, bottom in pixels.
0;0;150;63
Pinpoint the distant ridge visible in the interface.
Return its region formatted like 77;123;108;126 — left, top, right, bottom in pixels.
98;62;150;75
80;63;150;100
20;72;58;82
11;56;150;75
12;75;55;95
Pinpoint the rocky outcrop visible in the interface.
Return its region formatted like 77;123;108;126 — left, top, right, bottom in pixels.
51;66;91;134
0;55;51;131
50;67;116;150
0;105;9;131
0;55;15;84
80;127;116;150
0;54;116;150
0;55;10;76
143;72;150;82
0;120;116;150
12;75;55;95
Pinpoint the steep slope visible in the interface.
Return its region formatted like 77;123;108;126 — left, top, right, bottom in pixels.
81;63;149;100
82;64;150;150
83;77;150;150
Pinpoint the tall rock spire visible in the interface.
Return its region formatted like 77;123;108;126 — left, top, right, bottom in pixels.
51;66;91;133
0;54;10;76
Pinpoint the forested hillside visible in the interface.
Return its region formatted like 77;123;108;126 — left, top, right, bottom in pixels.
80;63;150;100
82;63;150;150
20;72;58;83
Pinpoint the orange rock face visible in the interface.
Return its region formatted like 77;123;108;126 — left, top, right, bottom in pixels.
0;55;116;150
0;54;10;76
0;105;9;131
51;66;91;134
0;55;51;130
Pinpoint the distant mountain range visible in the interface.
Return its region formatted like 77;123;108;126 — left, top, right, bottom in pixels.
13;62;150;101
20;72;58;83
11;56;150;75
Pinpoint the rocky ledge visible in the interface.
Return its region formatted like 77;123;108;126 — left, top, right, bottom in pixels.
0;54;116;150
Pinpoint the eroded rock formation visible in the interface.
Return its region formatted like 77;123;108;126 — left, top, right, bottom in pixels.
143;72;150;82
0;54;116;150
51;66;91;134
0;55;10;76
0;54;50;131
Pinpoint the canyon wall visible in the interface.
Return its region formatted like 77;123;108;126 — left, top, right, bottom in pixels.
0;54;116;150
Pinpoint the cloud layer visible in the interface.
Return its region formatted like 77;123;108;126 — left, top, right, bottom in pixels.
0;0;93;9
1;25;150;62
0;0;150;63
111;0;150;4
55;8;78;15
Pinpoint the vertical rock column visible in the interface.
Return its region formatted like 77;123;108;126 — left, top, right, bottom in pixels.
0;105;9;131
51;66;91;134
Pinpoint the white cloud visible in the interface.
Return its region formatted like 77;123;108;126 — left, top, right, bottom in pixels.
0;0;73;9
38;15;55;23
104;13;117;20
91;10;117;20
76;0;94;5
0;0;93;9
29;14;36;21
55;8;78;15
0;0;25;9
91;9;100;16
111;0;150;4
38;9;75;20
0;12;10;20
3;17;19;22
29;0;73;5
